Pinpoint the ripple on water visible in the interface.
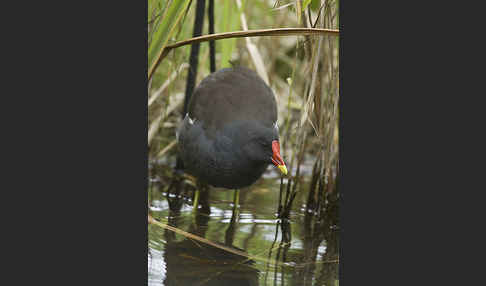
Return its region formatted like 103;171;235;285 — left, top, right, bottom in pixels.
149;200;168;212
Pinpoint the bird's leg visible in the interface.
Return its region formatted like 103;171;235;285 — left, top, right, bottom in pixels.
232;189;240;220
193;180;207;211
225;191;239;246
234;189;240;208
193;189;200;211
277;177;284;217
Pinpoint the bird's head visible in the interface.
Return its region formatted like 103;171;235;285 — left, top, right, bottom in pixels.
239;122;288;176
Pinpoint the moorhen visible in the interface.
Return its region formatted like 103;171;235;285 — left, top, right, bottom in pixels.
177;67;287;206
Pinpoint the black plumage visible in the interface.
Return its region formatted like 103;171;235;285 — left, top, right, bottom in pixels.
177;67;285;189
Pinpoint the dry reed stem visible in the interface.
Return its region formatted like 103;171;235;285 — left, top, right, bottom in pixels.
149;28;339;80
300;32;323;134
148;90;184;146
149;214;281;266
148;113;164;145
271;3;294;11
148;214;338;267
236;0;270;85
156;139;177;158
148;63;189;107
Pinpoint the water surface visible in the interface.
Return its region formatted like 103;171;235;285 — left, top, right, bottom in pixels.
148;162;339;286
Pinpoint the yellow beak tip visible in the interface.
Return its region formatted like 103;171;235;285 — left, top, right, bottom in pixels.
278;165;288;176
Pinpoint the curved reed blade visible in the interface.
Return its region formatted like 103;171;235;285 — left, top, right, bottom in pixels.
149;27;339;80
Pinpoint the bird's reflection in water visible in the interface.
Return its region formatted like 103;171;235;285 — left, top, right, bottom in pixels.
162;179;259;286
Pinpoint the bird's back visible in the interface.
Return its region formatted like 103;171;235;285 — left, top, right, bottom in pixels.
187;67;277;137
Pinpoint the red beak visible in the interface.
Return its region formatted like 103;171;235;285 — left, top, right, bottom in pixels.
271;140;288;175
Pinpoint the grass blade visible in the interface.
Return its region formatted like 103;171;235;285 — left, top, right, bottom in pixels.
148;0;191;78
